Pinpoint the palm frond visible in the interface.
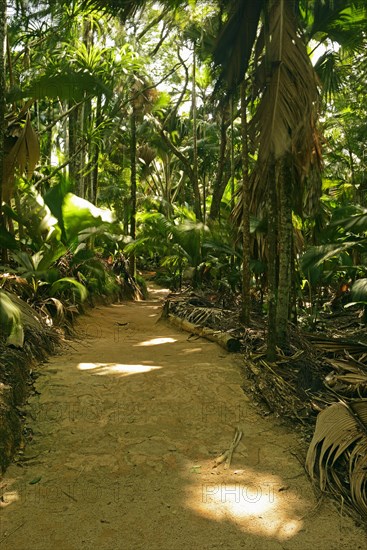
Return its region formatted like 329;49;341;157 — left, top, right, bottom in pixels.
314;50;346;100
8;70;111;103
306;399;367;519
308;0;367;52
300;241;363;271
213;0;264;91
325;356;367;397
79;0;184;19
3;113;40;200
252;0;319;167
330;207;367;233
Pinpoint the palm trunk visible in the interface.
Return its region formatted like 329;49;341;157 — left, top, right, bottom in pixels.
43;102;53;167
91;94;102;204
289;228;297;323
191;44;202;221
77;100;86;198
0;0;6;246
267;162;278;360
275;156;292;348
129;108;137;277
240;82;251;325
68;101;78;188
208;107;229;221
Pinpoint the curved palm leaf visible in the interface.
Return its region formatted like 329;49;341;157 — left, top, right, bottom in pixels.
300;241;364;271
330;207;367;233
0;290;24;347
252;0;319;165
213;0;264;91
50;277;88;302
79;0;183;19
306;399;367;519
3;113;40;202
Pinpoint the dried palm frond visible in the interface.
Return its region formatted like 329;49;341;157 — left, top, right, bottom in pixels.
306;334;367;357
3;112;40;201
186;306;223;326
324;356;367;397
246;357;312;423
306;400;367;519
252;0;320;168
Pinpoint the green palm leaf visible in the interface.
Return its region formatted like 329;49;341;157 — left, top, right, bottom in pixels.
7;70;111;102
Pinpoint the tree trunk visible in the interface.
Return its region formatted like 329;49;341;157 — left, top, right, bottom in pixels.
77;100;87;198
43;102;53;167
68;101;78;188
0;0;6;246
129;108;137;277
168;314;241;352
191;44;202;221
275;156;293;348
208;108;229;221
289;229;298;325
267;162;278;360
240;82;251;325
91;101;102;205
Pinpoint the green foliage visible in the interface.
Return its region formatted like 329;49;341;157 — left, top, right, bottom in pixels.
0;225;19;250
350;279;367;303
7;69;111;102
50;277;88;302
125;204;240;289
1;0;366;335
0;291;24;347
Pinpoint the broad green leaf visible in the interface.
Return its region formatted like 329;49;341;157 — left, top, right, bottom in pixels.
0;291;24;347
62;193;115;243
351;279;367;302
37;243;67;272
44;178;72;240
50;277;88;302
301;242;362;270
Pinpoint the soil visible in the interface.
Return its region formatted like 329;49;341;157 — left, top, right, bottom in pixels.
1;285;366;550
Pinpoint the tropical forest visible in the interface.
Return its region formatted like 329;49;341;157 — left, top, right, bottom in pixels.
1;1;367;548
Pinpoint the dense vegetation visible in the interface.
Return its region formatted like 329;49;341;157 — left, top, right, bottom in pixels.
0;0;366;357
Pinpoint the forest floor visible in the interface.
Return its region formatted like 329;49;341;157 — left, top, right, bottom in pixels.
1;285;366;550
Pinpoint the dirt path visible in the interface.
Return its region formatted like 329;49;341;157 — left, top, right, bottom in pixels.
1;287;366;550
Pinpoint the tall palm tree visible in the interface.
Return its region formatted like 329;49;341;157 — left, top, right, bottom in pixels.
213;0;320;352
214;0;365;352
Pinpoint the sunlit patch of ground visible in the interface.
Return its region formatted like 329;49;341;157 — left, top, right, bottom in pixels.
0;481;19;509
184;462;305;542
77;362;162;376
135;337;177;346
147;286;171;299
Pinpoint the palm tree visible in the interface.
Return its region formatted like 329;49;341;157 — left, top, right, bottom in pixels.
214;0;365;352
213;0;320;352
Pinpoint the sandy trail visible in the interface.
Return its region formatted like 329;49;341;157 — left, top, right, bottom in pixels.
0;286;366;549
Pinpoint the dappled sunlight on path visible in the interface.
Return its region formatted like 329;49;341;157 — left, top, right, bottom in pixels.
78;362;163;376
1;287;366;549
